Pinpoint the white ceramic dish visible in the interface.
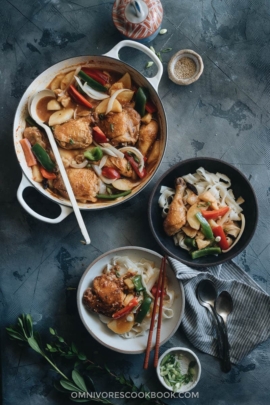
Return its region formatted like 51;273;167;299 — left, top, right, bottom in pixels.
14;40;167;224
77;246;185;354
157;347;201;393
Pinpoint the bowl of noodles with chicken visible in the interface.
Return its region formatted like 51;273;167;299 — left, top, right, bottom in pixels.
77;247;184;354
148;158;258;267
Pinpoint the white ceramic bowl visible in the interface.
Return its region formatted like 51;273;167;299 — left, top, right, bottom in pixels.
157;347;201;393
77;246;185;354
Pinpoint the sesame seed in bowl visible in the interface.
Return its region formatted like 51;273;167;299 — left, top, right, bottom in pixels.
168;49;204;85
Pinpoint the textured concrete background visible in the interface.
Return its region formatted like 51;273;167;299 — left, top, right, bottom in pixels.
0;0;270;404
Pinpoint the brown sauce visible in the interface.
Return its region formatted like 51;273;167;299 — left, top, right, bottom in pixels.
36;96;55;123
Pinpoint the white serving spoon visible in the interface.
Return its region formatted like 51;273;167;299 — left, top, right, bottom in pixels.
29;89;91;245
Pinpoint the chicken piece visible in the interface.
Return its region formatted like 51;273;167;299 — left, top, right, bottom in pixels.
138;120;158;156
98;107;140;146
53;168;99;203
147;139;160;169
83;272;125;316
164;178;187;236
53;116;92;149
106;156;133;178
23;127;46;149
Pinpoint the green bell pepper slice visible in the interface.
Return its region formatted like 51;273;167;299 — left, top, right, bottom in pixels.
184;237;197;249
132;275;145;292
135;295;152;324
191;247;221;259
84;147;103;161
195;212;214;239
31;143;55;172
78;70;108;93
135;87;147;117
96;190;131;199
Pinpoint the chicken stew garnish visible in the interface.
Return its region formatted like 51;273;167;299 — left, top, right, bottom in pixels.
21;68;160;203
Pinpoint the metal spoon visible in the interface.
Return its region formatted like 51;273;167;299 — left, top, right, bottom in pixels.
215;291;233;373
196;279;224;358
29;90;90;245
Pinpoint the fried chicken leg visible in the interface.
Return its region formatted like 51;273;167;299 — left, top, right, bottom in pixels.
163;177;187;236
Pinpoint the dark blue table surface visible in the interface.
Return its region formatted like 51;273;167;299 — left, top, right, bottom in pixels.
1;1;270;404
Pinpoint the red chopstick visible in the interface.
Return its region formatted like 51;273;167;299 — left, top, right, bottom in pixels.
143;256;166;369
153;258;166;367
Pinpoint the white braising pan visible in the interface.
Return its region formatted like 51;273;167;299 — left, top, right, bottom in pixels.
14;40;167;223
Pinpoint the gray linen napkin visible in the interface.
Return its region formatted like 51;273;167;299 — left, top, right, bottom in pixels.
168;258;270;363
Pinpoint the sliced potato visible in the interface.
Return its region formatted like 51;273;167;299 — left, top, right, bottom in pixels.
123;294;135;306
47;99;61;111
182;225;197;238
141;113;152;124
95;98;122;114
50;74;65;90
199;191;219;210
187;203;201;230
109;82;124;95
32;165;43;182
186;190;199;206
196;238;211;250
112;178;140;191
117;90;134;104
116;72;131;89
107;316;134;334
48;108;74;126
124;278;134;289
60;70;76;90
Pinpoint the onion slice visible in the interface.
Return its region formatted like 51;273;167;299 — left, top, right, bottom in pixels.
74;76;109;100
119;146;145;172
99;180;107;194
105;88;129;114
101;143;124;159
92;140;117;157
99;155;108;169
222;213;245;253
69;159;88;169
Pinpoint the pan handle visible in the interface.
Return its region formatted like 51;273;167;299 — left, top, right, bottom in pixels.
104;40;163;92
17;174;73;224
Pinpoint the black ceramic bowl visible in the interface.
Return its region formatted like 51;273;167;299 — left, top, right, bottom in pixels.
148;158;258;267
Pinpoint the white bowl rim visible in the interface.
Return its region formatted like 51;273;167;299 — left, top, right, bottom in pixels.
77;246;185;354
157;346;201;392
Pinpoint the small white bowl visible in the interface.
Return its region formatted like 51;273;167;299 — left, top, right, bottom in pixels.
157;347;201;393
168;49;204;85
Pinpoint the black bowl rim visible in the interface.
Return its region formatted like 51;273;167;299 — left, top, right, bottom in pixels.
148;157;259;268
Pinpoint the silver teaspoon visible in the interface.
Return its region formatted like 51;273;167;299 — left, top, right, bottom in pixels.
215;291;233;373
196;279;224;359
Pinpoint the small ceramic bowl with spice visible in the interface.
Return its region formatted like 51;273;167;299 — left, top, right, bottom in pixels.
157;347;201;393
168;50;204;85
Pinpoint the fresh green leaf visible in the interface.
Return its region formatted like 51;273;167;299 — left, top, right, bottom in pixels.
60;379;83;392
78;352;87;361
26;314;33;337
28;337;43;355
57;336;65;343
72;370;88;392
104;364;110;373
49;328;56;335
161;48;172;53
47;344;52;350
6;328;25;341
72;342;78;354
145;61;154;69
85;375;96;391
54;381;68;393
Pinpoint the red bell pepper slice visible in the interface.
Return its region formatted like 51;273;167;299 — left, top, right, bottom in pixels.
212;226;230;250
92;126;108;143
112;297;139;319
81;68;109;86
40;166;56;180
201;206;230;220
68;85;93;109
124;153;146;179
101;166;121;180
145;100;157;114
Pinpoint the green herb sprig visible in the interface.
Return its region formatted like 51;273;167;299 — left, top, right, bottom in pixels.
7;314;167;405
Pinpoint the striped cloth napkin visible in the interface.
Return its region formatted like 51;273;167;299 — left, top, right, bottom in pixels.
168;258;270;363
